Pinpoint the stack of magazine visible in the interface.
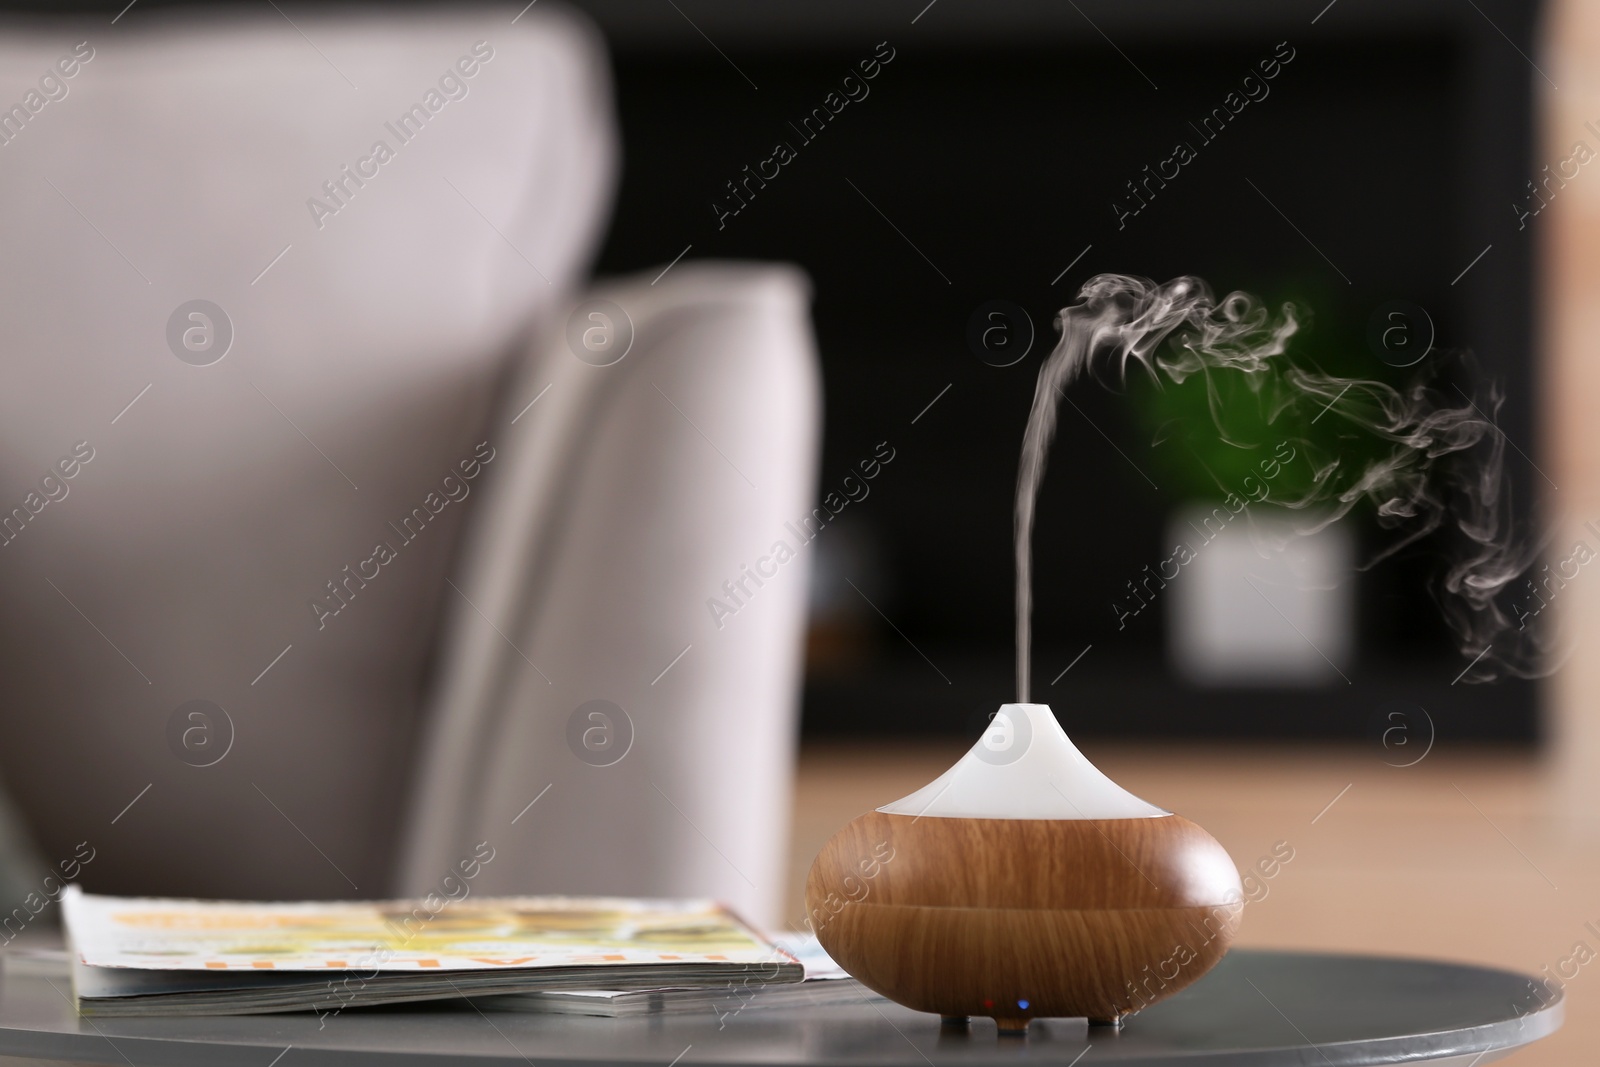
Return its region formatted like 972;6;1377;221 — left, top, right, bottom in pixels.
481;934;868;1018
58;887;861;1017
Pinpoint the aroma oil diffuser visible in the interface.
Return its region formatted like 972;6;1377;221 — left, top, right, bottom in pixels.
805;703;1243;1033
807;277;1263;1033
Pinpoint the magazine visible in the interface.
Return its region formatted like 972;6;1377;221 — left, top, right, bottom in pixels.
63;888;801;1016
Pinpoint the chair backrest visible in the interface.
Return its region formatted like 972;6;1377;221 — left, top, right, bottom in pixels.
0;5;616;899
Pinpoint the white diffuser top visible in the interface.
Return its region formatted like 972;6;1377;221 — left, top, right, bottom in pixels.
877;703;1169;820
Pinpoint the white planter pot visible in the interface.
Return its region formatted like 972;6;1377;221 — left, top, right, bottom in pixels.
1165;504;1354;686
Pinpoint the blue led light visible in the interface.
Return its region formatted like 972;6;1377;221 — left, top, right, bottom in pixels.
1018;999;1030;1010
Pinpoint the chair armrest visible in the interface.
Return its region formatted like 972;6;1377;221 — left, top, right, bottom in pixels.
398;262;820;926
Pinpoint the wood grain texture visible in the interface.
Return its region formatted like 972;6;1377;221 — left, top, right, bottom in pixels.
805;811;1243;1030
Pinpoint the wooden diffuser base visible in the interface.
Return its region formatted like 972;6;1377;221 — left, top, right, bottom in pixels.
805;810;1243;1032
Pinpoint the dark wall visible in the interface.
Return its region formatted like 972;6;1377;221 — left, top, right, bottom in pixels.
581;0;1541;743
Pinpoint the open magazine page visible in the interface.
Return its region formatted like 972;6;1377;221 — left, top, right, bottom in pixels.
63;888;784;972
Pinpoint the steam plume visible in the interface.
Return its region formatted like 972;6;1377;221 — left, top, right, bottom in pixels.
1015;273;1538;699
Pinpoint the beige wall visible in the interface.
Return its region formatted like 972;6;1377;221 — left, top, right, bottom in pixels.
1543;0;1600;831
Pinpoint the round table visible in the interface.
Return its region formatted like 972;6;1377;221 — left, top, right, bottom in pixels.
0;948;1562;1066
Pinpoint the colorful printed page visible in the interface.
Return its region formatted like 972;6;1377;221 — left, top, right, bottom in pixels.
63;888;789;973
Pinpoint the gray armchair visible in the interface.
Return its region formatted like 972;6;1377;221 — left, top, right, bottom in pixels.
0;4;818;927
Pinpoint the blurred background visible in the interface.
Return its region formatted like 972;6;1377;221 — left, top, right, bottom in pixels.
2;0;1598;1063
